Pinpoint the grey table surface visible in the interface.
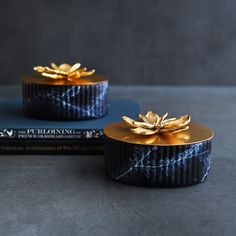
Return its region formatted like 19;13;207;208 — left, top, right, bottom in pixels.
0;85;235;236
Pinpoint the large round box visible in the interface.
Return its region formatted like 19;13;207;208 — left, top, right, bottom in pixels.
22;75;108;120
104;122;214;187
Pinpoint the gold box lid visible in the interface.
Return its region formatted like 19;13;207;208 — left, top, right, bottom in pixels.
22;74;108;86
104;122;214;146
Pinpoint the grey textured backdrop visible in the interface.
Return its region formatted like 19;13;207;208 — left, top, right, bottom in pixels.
0;0;235;85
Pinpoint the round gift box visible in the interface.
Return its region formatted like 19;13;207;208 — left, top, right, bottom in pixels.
104;122;214;187
22;75;108;120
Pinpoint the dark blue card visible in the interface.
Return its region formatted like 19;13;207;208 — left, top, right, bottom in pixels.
0;99;140;129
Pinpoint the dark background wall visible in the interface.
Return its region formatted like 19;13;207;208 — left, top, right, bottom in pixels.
0;0;235;85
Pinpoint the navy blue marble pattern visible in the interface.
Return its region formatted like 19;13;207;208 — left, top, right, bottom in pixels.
105;137;212;187
22;81;108;120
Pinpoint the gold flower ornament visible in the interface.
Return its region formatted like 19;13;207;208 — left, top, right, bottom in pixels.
34;63;95;81
122;111;191;135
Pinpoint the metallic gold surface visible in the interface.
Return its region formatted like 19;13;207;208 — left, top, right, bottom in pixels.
122;111;191;135
104;122;214;146
22;74;108;86
33;63;95;81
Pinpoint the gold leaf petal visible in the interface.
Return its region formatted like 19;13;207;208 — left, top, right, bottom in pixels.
122;116;154;129
43;67;68;76
79;67;87;72
138;114;151;124
69;63;81;73
162;113;168;121
143;111;159;125
51;63;59;70
34;66;45;73
80;69;95;77
122;116;137;127
162;117;176;124
172;126;189;133
130;127;159;135
155;116;161;126
70;71;81;79
59;63;71;72
41;72;66;79
163;115;191;130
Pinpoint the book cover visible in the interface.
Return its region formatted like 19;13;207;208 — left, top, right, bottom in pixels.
0;139;104;155
0;98;141;155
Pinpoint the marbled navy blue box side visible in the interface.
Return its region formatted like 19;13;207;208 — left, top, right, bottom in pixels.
105;137;212;187
22;81;108;121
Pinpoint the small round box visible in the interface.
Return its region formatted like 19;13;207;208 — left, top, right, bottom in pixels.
104;122;214;187
22;75;108;121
